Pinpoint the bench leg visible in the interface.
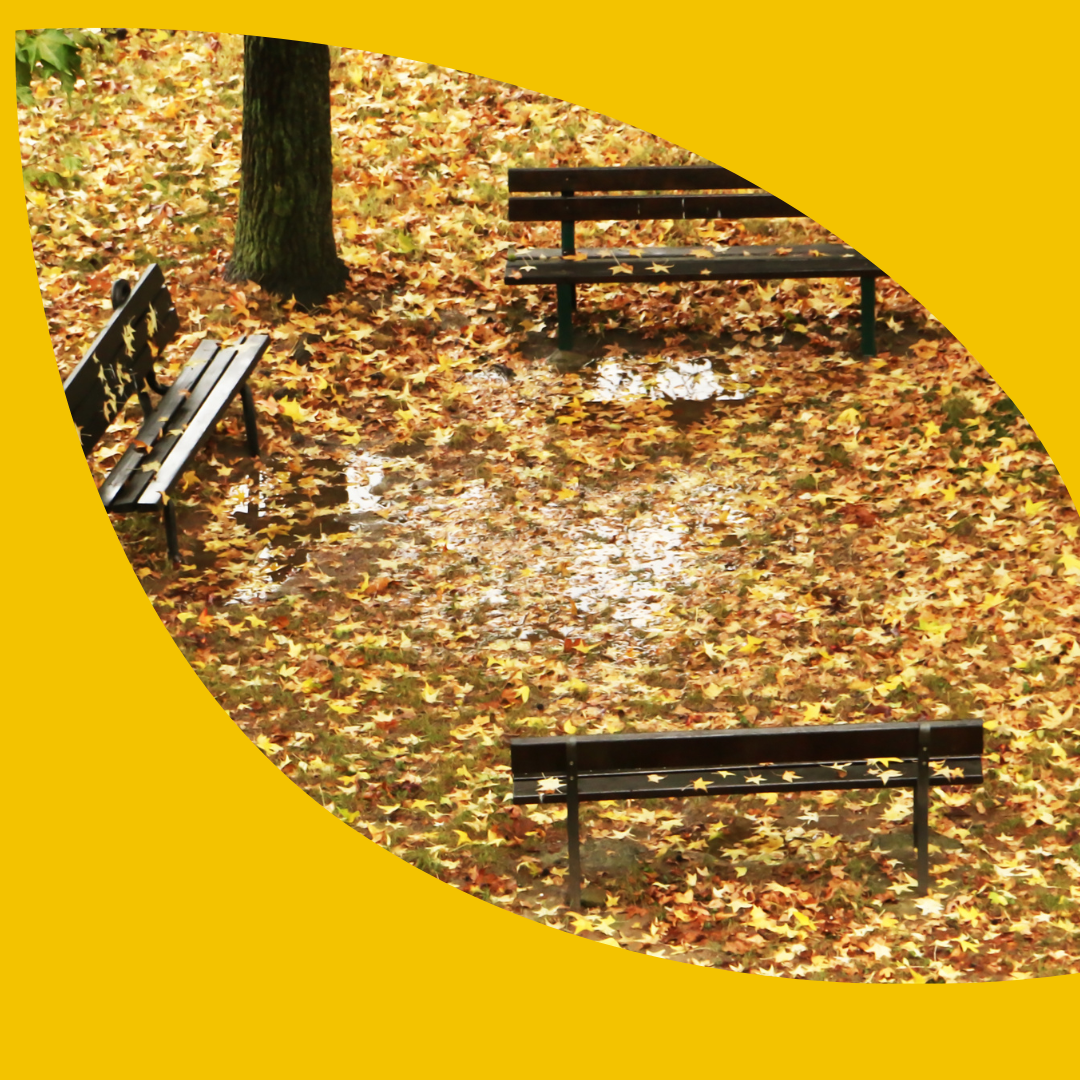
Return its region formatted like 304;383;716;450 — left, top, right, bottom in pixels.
163;499;180;565
556;284;575;351
239;381;260;457
914;721;931;895
565;736;582;910
859;274;877;358
136;388;155;419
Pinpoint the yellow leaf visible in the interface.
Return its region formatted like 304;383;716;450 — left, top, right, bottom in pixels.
1024;498;1049;517
610;263;633;275
279;398;310;423
781;770;801;782
739;635;765;655
647;774;665;783
691;778;711;792
255;734;280;755
1060;551;1080;576
421;683;440;704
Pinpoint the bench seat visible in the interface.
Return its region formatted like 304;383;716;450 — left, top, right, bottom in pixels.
100;335;268;516
506;243;880;286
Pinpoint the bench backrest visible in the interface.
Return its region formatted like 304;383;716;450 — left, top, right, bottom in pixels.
510;719;984;778
507;165;802;223
63;263;180;454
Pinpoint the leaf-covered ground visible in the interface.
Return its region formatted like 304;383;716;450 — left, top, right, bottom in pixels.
24;31;1080;981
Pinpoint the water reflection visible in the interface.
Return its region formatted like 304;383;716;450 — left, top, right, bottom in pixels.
223;451;394;601
218;436;747;646
585;355;753;426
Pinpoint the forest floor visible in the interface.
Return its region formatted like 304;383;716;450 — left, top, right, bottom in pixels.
22;30;1080;981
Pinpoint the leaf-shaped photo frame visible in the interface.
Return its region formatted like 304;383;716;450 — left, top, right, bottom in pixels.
9;7;1079;1075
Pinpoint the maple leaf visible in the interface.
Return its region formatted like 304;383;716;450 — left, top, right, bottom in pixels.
327;700;358;716
536;776;564;795
913;895;944;917
648;262;673;274
690;777;711;792
610;263;633;275
781;771;801;783
646;774;666;783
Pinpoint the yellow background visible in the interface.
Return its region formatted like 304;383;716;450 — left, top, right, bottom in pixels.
6;4;1076;1074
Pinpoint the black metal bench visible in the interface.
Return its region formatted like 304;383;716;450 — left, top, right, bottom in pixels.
511;718;983;908
63;263;270;563
505;165;883;356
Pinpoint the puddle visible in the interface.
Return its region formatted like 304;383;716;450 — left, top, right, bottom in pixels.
214;416;749;649
398;476;748;653
222;451;400;601
585;355;754;426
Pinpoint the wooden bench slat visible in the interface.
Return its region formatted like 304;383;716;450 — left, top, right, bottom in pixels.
65;284;180;452
509;165;757;192
98;339;222;510
66;263;166;373
510;719;983;778
126;335;270;510
506;244;880;285
508;193;802;222
107;340;244;510
512;756;984;804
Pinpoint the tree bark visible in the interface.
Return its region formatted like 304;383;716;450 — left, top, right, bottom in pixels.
225;37;347;306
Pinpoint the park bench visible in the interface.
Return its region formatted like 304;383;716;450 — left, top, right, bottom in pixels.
511;718;983;908
62;262;269;563
505;165;883;356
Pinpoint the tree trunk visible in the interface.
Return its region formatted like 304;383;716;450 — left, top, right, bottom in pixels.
225;37;347;306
